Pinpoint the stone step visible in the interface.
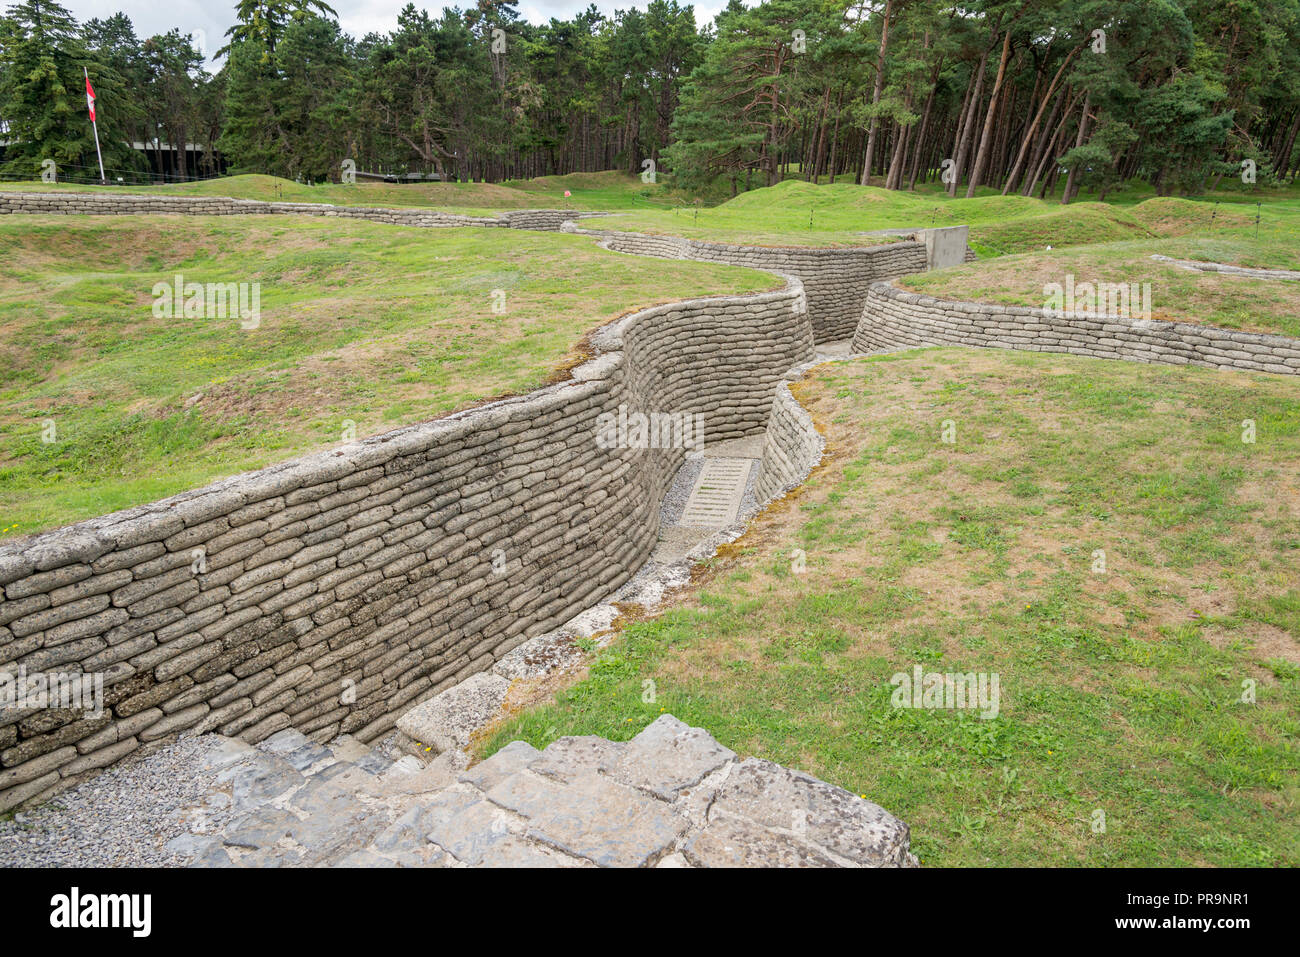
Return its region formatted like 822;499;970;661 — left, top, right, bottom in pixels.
340;714;917;868
395;672;511;755
164;729;432;867
161;715;916;868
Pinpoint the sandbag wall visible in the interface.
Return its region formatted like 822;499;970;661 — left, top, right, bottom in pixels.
853;281;1300;376
756;371;827;504
564;224;975;342
0;192;592;231
0;276;811;811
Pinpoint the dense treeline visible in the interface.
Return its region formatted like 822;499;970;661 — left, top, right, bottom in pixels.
671;0;1300;198
1;0;1298;198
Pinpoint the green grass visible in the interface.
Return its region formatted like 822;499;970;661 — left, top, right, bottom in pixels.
482;348;1300;867
782;165;1300;207
584;179;1300;257
898;236;1300;339
0;170;678;214
9;170;1299;260
0;214;777;538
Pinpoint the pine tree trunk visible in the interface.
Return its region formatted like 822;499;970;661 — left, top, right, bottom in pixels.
860;0;893;186
1278;109;1300;179
1022;86;1069;195
907;85;936;190
966;25;1013;198
1025;91;1075;197
812;85;831;183
1062;90;1091;204
827;88;844;182
991;84;1015;186
886;102;910;189
949;45;991;196
1002;44;1083;194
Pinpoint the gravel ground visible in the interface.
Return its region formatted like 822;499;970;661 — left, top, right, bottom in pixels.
660;447;764;530
0;403;798;870
0;735;234;867
659;453;706;527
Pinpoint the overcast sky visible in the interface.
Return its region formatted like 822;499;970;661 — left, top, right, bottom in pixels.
63;0;732;64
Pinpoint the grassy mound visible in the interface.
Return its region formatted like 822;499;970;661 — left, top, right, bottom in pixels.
500;170;678;209
482;348;1300;867
7;173;1297;258
1128;196;1255;236
0;215;777;538
585;180;1074;248
580;179;1300;257
0;170;669;212
967;202;1150;256
899;237;1300;338
581;180;1134;251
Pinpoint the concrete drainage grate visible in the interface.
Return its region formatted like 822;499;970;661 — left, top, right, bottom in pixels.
678;457;754;528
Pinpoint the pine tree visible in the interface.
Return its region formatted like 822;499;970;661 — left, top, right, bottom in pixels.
0;0;135;179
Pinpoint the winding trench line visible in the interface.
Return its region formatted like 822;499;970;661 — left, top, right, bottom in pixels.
854;280;1300;376
0;193;836;809
1150;254;1300;281
6;190;1296;818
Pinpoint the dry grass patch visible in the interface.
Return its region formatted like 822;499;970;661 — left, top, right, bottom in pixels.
901;242;1300;338
0;214;779;537
485;347;1300;867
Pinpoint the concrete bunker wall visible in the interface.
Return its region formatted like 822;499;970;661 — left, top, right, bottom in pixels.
0;270;812;810
852;281;1300;376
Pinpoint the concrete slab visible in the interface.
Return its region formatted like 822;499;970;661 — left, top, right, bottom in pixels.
678;457;753;528
923;225;969;269
704;435;766;459
815;339;853;359
652;526;713;562
395;672;511;754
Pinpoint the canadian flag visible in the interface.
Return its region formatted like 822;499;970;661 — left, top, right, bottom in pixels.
85;74;96;122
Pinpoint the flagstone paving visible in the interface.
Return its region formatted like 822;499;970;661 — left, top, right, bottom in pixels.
0;714;916;868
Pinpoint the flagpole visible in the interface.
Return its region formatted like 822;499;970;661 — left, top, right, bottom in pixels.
85;67;105;185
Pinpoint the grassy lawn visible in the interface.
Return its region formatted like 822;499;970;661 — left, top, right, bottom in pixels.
9;171;1298;261
584;180;1300;257
482;348;1300;867
0;214;777;539
898;237;1300;339
806;167;1300;205
0;170;677;214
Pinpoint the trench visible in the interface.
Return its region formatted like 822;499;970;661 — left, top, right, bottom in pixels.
0;192;966;809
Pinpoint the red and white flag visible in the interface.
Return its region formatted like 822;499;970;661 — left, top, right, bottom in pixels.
85;75;96;122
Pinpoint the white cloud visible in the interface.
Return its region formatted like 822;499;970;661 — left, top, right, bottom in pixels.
65;0;732;66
